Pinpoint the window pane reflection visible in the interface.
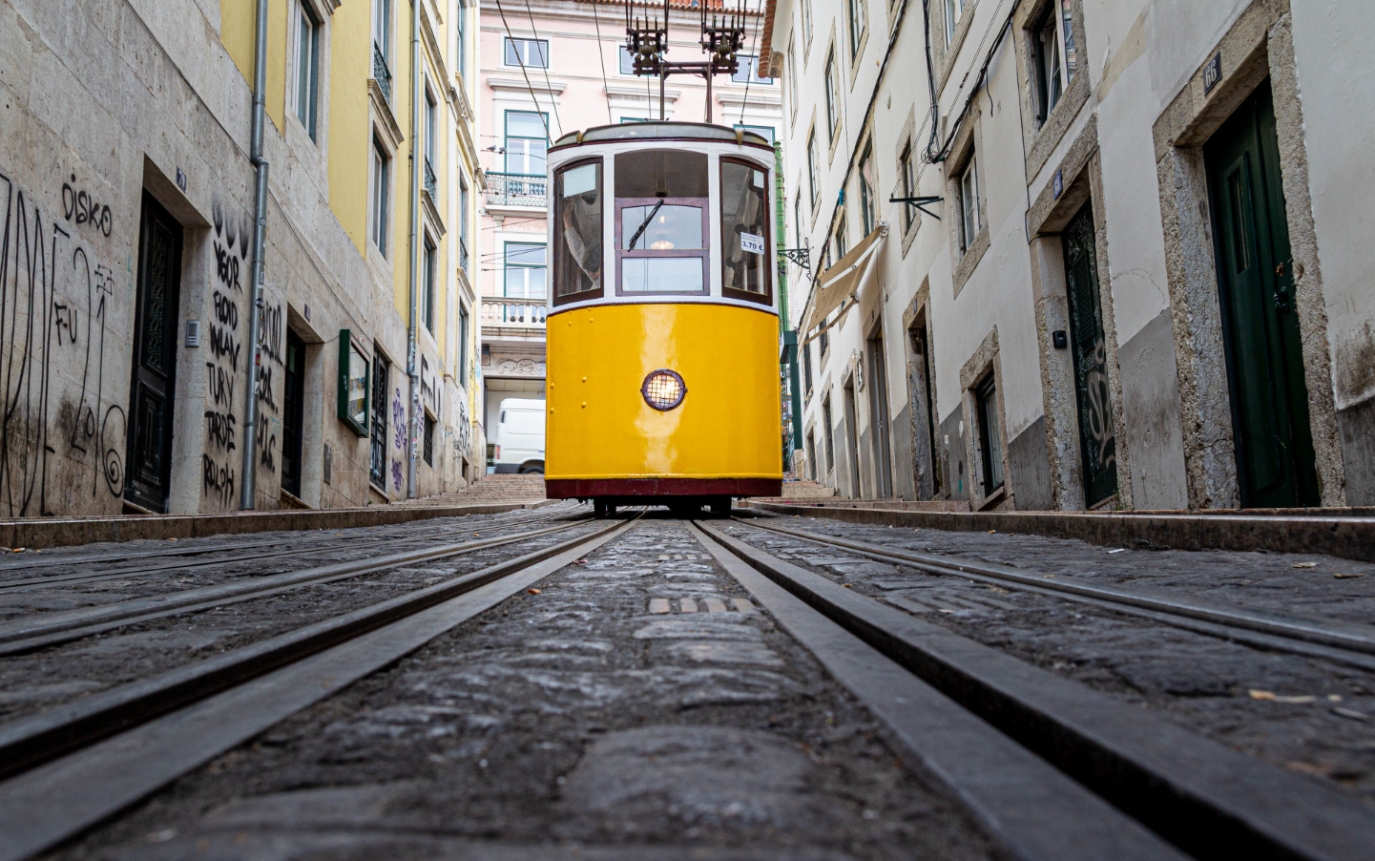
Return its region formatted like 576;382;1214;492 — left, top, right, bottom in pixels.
621;258;704;293
621;204;703;250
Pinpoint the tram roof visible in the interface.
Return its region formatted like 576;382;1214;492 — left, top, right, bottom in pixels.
552;122;773;150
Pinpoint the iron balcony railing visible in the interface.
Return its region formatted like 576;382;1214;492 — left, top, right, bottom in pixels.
458;237;470;274
424;157;437;199
481;296;546;328
484;172;547;208
373;43;392;103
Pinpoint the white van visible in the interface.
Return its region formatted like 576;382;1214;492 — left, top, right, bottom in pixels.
493;398;546;474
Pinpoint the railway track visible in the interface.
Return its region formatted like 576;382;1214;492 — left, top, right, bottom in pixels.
731;515;1375;671
0;503;580;593
0;514;636;861
690;519;1375;861
2;512;1370;861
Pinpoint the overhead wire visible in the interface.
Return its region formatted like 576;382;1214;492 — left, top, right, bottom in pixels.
738;0;764;124
521;0;566;137
590;0;616;124
493;0;552;143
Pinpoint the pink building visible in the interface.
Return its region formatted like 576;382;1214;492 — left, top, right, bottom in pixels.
476;0;783;466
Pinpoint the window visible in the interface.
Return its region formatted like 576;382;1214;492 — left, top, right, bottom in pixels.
823;395;835;472
957;152;980;253
618;46;635;75
807;129;819;206
820;327;829;356
834;212;848;259
787;36;798;119
847;0;866;57
294;1;321;140
371;138;390;256
373;0;393;61
720;158;771;303
1032;0;1077;125
553;159;604;303
899;141;916;231
803;340;814;394
824;50;840;143
370;350;390;488
505;37;549;68
504;242;547;299
457;302;469;382
423;415;435;467
731;55;774;85
422;237;436;332
455;0;466;73
944;0;964;44
802;0;813;47
424;89;437;167
734;124;776;144
977;375;1004;494
504;110;548;175
458;173;470;273
614;150;709;296
858;143;876;236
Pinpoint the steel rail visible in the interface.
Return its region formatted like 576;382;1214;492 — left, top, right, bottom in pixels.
736;516;1375;662
0;506;586;592
0;518;590;656
0;515;633;785
0;502;576;577
699;520;1375;861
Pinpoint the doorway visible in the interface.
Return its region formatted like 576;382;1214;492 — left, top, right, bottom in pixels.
1204;79;1318;508
867;333;893;497
1061;201;1118;507
843;380;862;498
124;194;183;512
908;317;940;499
281;329;306;499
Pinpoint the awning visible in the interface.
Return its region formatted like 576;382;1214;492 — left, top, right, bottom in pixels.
801;227;885;336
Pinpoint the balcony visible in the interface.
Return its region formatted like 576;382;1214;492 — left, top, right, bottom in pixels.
482;297;546;330
373;44;392;104
484;172;547;209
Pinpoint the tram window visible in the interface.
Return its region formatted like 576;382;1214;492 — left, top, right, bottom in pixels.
615;150;708;198
614;150;709;296
720;158;771;303
553;159;603;303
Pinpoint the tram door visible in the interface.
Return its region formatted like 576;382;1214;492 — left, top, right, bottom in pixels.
1204;79;1318;508
125;194;183;512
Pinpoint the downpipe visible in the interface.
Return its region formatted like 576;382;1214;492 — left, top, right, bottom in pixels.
406;0;421;499
240;0;270;510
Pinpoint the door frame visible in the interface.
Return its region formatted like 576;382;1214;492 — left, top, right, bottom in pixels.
866;324;894;498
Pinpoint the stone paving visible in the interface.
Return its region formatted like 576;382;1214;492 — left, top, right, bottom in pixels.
48;517;997;861
720;515;1375;806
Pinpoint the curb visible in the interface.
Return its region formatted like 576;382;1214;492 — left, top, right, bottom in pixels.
0;500;555;551
742;501;1375;563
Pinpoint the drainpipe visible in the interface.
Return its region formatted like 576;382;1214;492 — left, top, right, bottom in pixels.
406;0;421;498
240;0;270;510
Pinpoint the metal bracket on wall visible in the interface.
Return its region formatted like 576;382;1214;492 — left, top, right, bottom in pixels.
778;246;812;273
889;196;943;220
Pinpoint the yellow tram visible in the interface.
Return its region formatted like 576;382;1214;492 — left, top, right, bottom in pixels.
543;123;783;517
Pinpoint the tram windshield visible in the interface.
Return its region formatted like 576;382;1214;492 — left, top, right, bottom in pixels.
720;158;771;303
615;150;710;296
553;159;603;301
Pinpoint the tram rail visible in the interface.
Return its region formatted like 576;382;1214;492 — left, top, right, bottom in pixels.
691;519;1375;861
732;515;1375;671
0;515;638;861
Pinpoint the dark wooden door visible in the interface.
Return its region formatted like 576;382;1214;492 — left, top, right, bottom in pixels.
125;194;182;512
281;330;306;498
1205;80;1318;508
1061;201;1118;507
867;333;893;497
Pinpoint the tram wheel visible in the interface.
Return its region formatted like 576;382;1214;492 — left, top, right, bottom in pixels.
594;500;610;519
709;497;731;518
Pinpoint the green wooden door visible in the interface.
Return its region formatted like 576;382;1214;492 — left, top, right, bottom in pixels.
1062;202;1118;507
1205;80;1319;508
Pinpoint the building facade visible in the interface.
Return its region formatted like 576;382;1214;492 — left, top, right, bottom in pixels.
770;0;1375;510
476;0;783;459
0;0;483;516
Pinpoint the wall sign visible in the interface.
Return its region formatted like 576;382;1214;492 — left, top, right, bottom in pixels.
337;329;370;436
1052;169;1064;200
1203;52;1222;95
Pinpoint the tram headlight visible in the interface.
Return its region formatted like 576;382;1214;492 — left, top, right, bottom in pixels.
641;369;687;411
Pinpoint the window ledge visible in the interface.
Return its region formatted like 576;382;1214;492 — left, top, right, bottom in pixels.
951;226;990;298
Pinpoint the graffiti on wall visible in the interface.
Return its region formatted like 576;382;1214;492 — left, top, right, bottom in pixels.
0;169;125;516
253;299;283;474
202;200;249;507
